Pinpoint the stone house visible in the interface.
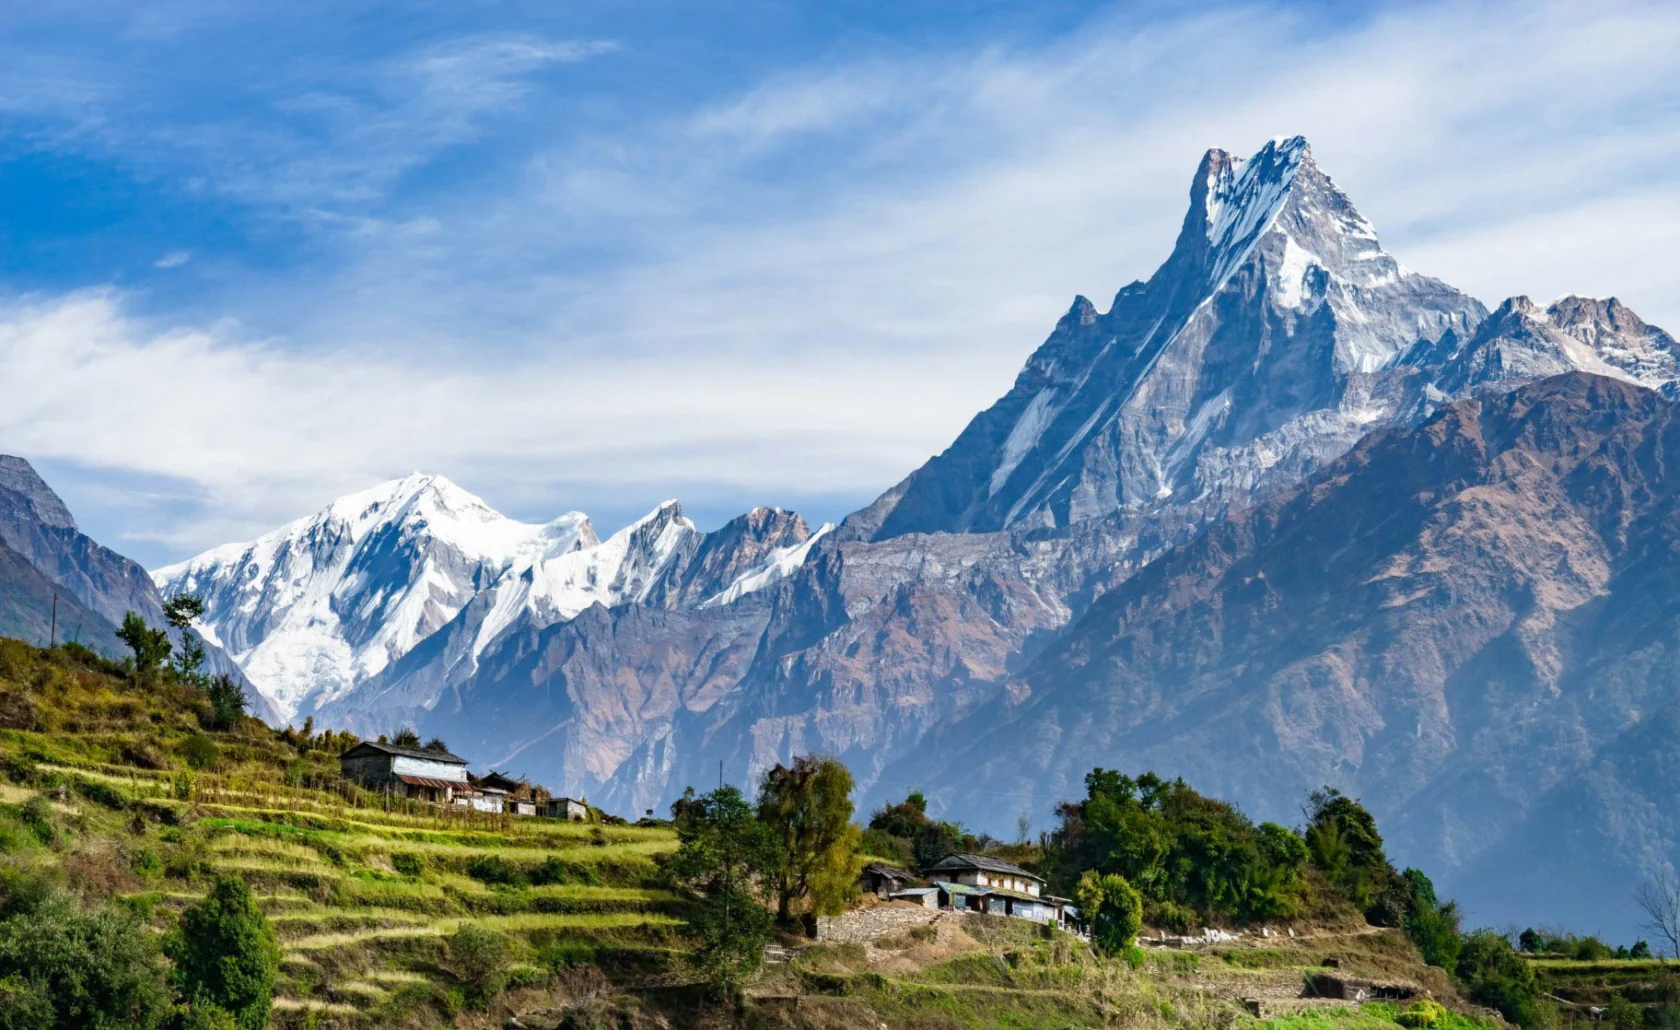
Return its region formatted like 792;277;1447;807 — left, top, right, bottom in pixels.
858;863;914;899
339;741;469;804
537;797;588;822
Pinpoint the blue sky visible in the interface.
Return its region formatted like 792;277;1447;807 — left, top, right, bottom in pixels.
3;0;1680;566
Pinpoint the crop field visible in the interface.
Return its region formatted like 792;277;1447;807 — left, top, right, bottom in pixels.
0;638;692;1029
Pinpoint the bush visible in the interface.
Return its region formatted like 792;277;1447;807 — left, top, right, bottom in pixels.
0;889;173;1028
179;1002;240;1030
467;854;527;887
1077;871;1143;957
1397;1000;1451;1028
180;735;220;772
392;852;425;878
444;924;511;1005
1456;930;1547;1030
167;874;280;1030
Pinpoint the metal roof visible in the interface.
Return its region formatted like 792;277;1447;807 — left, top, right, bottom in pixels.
395;775;463;790
891;887;939;897
925;853;1044;882
341;740;467;765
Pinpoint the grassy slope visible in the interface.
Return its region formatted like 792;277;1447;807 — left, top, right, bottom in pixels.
0;638;1494;1030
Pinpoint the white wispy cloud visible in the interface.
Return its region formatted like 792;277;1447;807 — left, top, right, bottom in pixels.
153;251;191;269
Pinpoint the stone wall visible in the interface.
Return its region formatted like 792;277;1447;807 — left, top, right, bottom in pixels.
815;904;944;944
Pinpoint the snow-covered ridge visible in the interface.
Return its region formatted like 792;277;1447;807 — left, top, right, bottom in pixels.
154;478;819;722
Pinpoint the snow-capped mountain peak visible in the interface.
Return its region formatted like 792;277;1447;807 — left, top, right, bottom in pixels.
153;474;559;720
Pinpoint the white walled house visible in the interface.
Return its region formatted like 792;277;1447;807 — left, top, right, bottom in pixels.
923;853;1065;924
339;741;470;804
925;854;1044;896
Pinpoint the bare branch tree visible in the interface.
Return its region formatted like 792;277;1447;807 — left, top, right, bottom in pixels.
1635;870;1680;958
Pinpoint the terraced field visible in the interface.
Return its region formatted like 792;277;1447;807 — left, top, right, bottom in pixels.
0;638;692;1028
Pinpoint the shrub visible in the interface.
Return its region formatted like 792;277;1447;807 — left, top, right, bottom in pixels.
1397;1000;1451;1028
167;874;280;1030
467;854;527;888
179;1002;240;1030
203;676;247;731
0;889;173;1028
392;852;425;878
444;924;511;1005
1457;930;1547;1030
1077;871;1143;957
180;735;220;772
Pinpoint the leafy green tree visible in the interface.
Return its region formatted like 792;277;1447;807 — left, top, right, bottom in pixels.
1045;769;1310;923
162;595;208;678
1401;868;1462;970
203;676;247;731
167;875;279;1030
391;727;422;748
422;737;451;754
443;924;510;1005
1456;929;1548;1030
867;790;975;870
0;889;172;1029
1305;787;1404;921
116;611;172;680
1076;871;1143;957
757;755;862;921
667;785;780;993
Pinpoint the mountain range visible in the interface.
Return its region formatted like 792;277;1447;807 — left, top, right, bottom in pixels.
0;456;273;722
123;135;1680;937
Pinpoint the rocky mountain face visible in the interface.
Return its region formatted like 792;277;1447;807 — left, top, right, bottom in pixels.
843;136;1486;541
0;456;267;718
156;137;1680;936
887;374;1680;937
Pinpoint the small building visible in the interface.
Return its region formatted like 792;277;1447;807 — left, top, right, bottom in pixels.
859;863;914;899
505;797;537;817
920;854;1067;925
452;785;508;814
339;741;469;805
890;886;940;910
924;853;1045;897
538;797;588;822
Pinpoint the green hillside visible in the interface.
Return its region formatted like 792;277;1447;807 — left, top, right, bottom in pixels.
0;635;1552;1029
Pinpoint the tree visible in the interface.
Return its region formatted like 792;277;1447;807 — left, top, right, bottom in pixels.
1305;787;1402;921
868;790;974;870
0;889;173;1028
667;785;781;993
1044;769;1310;923
162;594;208;678
204;676;247;731
1401;868;1462;971
422;737;451;754
167;874;280;1030
1076;871;1143;957
391;727;422;749
757;755;862;922
443;925;510;1005
1456;929;1547;1030
1636;870;1680;958
116;611;172;679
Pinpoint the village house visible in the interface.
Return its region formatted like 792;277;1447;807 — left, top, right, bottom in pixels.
537;797;588;822
471;771;547;816
899;853;1070;926
339;740;469;804
857;863;913;899
451;784;508;814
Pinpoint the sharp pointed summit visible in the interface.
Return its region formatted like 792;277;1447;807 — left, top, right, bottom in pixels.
843;136;1484;541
